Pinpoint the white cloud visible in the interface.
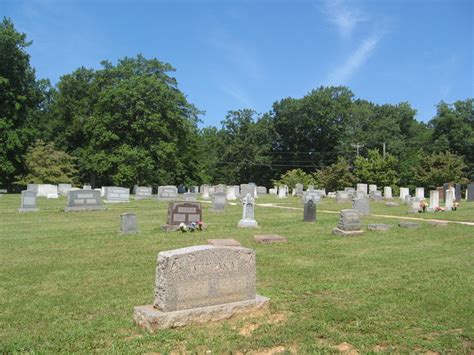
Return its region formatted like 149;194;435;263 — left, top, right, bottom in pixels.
219;83;252;108
320;0;368;38
326;33;380;84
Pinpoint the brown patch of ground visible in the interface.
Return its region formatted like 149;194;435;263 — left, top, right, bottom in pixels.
333;342;359;354
238;312;288;337
373;344;389;352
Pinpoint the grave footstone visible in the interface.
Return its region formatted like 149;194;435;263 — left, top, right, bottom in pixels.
162;202;202;231
367;224;391;231
237;193;258;228
207;239;241;247
65;190;104;212
121;213;138;234
18;190;38;212
303;199;316;222
399;222;420;228
254;235;287;244
385;201;399;207
133;245;269;330
332;209;364;236
158;186;178;201
135;187;153;200
105;187;130;203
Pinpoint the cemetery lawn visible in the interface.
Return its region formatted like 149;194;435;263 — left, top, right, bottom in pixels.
1;195;473;353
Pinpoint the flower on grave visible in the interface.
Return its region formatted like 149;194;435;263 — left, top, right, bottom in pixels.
178;222;188;232
198;221;204;231
188;222;197;232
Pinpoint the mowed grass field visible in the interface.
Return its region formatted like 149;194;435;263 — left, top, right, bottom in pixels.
1;194;473;353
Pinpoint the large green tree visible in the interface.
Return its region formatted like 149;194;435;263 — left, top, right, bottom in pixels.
428;99;474;179
354;149;399;187
15;140;77;185
0;18;46;190
47;55;200;187
412;150;468;189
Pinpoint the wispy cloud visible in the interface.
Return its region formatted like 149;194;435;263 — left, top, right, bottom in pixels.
319;0;368;38
219;83;253;108
207;25;261;81
326;33;381;84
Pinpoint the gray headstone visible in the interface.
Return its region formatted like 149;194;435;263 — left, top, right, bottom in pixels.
240;184;255;199
105;186;130;203
337;209;362;231
135;186;153;200
183;192;197;202
352;198;370;214
369;190;383;201
166;202;202;226
455;183;461;202
153;246;257;312
443;183;449;202
27;184;38;195
58;183;72;196
18;190;38;212
303;199;316;222
467;183;474;202
121;213;138;234
158;186;178;201
436;186;445;203
257;186;267;195
336;191;351;203
212;192;226;211
65;190;104;212
294;183;304;197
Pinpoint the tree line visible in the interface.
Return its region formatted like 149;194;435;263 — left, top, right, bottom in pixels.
1;18;473;192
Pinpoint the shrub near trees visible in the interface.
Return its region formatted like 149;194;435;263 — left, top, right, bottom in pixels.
0;17;472;191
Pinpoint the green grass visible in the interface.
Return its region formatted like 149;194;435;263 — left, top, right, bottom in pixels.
0;194;473;353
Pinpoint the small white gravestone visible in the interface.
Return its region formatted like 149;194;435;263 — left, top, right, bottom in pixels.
18;190;39;212
384;186;392;199
399;187;409;201
357;183;368;194
37;184;58;197
445;189;454;210
428;190;439;212
415;187;425;200
226;185;237;200
369;184;377;193
278;186;287;199
200;184;210;199
238;193;258;228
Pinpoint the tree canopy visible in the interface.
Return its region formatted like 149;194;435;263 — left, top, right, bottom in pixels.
1;17;472;191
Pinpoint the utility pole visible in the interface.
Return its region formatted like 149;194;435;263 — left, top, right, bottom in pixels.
351;143;365;157
382;142;386;159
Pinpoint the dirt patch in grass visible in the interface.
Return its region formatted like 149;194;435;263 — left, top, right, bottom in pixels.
333;341;359;354
239;312;288;336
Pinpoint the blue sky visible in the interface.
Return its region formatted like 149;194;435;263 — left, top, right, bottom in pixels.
2;0;473;127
